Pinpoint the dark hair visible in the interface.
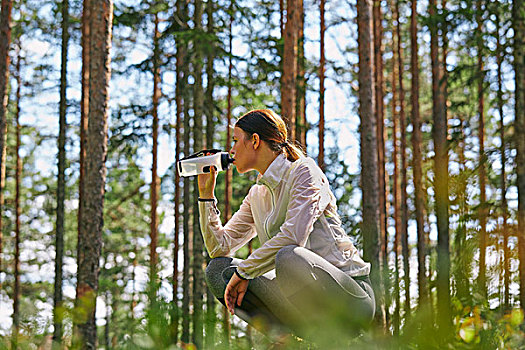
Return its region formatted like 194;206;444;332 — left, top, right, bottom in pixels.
235;109;305;161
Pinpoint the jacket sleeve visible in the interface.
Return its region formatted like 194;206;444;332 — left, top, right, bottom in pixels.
199;188;257;258
236;161;332;279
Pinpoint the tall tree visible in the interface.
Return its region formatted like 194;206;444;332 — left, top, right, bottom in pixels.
172;0;183;341
78;0;91;298
373;0;387;326
296;0;306;149
222;1;234;344
177;0;191;343
75;0;113;347
495;8;509;309
192;0;205;347
429;0;451;334
0;0;13;276
205;0;216;345
514;0;525;311
150;9;161;301
12;43;21;348
319;0;325;171
410;0;427;307
476;0;487;298
394;0;410;318
281;0;298;137
357;0;383;323
391;30;401;334
54;0;69;343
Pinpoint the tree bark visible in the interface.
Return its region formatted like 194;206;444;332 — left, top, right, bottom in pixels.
150;9;161;301
373;0;387;327
296;0;306;150
281;0;298;137
12;46;21;348
54;0;69;343
205;1;216;346
476;0;487;299
391;29;401;334
394;1;411;319
222;2;234;344
319;0;325;171
75;1;113;348
410;0;427;309
429;0;451;334
0;0;13;277
357;0;383;324
192;1;205;347
513;0;525;311
496;10;509;309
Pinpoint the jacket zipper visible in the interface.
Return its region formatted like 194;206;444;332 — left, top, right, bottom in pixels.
263;184;275;241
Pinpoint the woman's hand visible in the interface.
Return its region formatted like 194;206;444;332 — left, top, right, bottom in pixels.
224;273;249;315
197;160;217;199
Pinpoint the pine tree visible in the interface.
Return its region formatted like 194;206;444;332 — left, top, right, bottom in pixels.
357;0;383;323
75;0;113;347
281;0;297;136
319;0;325;171
513;0;525;310
0;0;13;276
12;43;21;348
429;0;451;334
54;0;69;343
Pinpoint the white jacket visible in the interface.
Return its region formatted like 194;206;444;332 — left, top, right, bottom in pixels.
199;153;371;279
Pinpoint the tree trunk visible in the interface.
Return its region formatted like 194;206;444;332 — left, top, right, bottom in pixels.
75;1;113;348
513;0;525;311
281;0;297;137
12;46;21;348
150;10;161;301
410;0;427;309
476;0;487;299
192;1;205;347
319;0;325;171
373;0;387;328
496;10;509;309
222;3;234;344
391;32;401;335
205;1;216;346
357;0;383;324
172;0;187;342
395;1;411;319
54;0;69;343
429;0;451;334
296;0;306;150
0;0;13;277
181;51;192;348
456;113;469;301
104;291;111;350
79;0;90;259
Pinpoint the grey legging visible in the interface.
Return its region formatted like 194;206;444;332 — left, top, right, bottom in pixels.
205;245;375;341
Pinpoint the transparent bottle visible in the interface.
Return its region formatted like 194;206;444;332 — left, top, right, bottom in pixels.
177;149;234;177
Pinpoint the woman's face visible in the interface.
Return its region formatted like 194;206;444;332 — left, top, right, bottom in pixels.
230;127;255;174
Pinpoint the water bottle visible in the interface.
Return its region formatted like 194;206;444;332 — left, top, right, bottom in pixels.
177;149;234;177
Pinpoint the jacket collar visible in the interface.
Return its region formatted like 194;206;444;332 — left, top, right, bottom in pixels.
257;153;290;189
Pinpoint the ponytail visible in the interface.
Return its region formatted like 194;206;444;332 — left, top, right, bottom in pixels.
281;141;304;162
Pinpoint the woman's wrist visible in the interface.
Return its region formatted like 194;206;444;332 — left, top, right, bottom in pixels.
234;268;248;280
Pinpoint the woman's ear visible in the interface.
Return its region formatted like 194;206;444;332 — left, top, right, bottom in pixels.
252;133;260;150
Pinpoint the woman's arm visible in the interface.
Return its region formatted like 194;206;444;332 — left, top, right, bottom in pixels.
197;165;257;258
199;190;257;258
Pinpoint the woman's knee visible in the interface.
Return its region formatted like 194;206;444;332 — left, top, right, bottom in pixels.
275;245;299;266
205;257;233;297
